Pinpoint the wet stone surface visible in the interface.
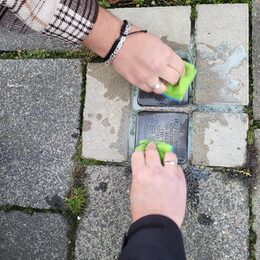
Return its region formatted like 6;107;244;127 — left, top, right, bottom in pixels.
194;4;249;105
0;211;68;259
135;112;188;163
82;63;132;162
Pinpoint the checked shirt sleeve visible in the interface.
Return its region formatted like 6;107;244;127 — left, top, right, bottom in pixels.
0;0;99;44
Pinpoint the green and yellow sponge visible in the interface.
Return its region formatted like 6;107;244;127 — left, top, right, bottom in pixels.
135;139;174;161
162;61;197;102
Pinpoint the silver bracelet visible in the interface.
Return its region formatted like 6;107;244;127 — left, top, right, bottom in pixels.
105;22;132;66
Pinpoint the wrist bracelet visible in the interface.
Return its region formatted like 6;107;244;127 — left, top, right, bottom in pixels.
103;20;147;65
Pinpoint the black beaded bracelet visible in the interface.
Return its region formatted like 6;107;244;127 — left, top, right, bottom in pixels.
103;20;147;65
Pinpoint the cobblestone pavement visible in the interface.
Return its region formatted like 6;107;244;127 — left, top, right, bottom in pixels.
0;3;259;260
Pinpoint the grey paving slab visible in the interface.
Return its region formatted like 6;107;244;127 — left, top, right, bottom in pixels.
253;0;260;119
0;211;68;260
0;9;81;51
0;28;82;51
252;129;260;259
75;166;131;260
183;168;249;260
110;6;191;51
0;59;82;208
82;63;132;162
192;112;248;167
195;4;249;105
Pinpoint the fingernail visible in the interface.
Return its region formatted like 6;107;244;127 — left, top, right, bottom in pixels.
147;142;156;148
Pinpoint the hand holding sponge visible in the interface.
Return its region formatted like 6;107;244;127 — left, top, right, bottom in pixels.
162;61;197;102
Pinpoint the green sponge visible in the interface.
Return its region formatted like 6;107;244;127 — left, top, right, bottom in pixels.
135;140;174;161
162;61;197;102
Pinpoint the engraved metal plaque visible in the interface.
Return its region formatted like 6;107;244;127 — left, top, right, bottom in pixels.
135;112;188;163
137;57;191;107
137;89;189;107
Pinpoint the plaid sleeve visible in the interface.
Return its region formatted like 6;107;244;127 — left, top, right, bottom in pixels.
0;0;99;44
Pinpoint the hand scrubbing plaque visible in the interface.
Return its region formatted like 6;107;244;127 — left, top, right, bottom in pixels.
135;140;174;161
162;61;197;102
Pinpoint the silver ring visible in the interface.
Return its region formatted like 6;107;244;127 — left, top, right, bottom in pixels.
150;82;162;90
164;160;178;166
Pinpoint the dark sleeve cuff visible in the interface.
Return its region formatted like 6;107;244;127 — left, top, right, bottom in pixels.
119;215;186;260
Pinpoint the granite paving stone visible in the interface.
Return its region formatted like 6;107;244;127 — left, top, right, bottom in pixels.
0;9;81;51
194;4;249;105
252;129;260;259
192;112;248;167
75;166;131;260
0;211;68;259
110;6;191;51
0;59;82;208
0;28;82;51
183;168;249;259
82;63;132;162
253;0;260;119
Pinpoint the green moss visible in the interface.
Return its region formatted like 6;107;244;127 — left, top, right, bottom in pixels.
0;49;100;60
66;187;86;215
99;0;111;7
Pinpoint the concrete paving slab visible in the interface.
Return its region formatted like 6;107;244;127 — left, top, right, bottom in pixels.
252;129;260;259
183;168;249;260
253;0;260;119
75;166;131;260
195;4;249;105
0;211;68;259
110;6;191;51
82;63;131;162
0;59;82;208
192;112;248;167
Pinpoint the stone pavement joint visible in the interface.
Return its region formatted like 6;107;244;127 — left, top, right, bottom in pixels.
0;59;82;208
0;211;68;259
195;4;249;105
252;129;260;259
192;112;248;167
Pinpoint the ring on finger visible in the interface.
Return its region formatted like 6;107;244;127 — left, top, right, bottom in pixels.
164;160;178;166
150;81;162;91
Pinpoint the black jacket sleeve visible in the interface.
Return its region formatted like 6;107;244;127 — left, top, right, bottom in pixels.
119;215;186;260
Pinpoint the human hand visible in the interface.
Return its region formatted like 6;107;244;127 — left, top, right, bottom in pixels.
112;26;185;94
130;143;187;227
